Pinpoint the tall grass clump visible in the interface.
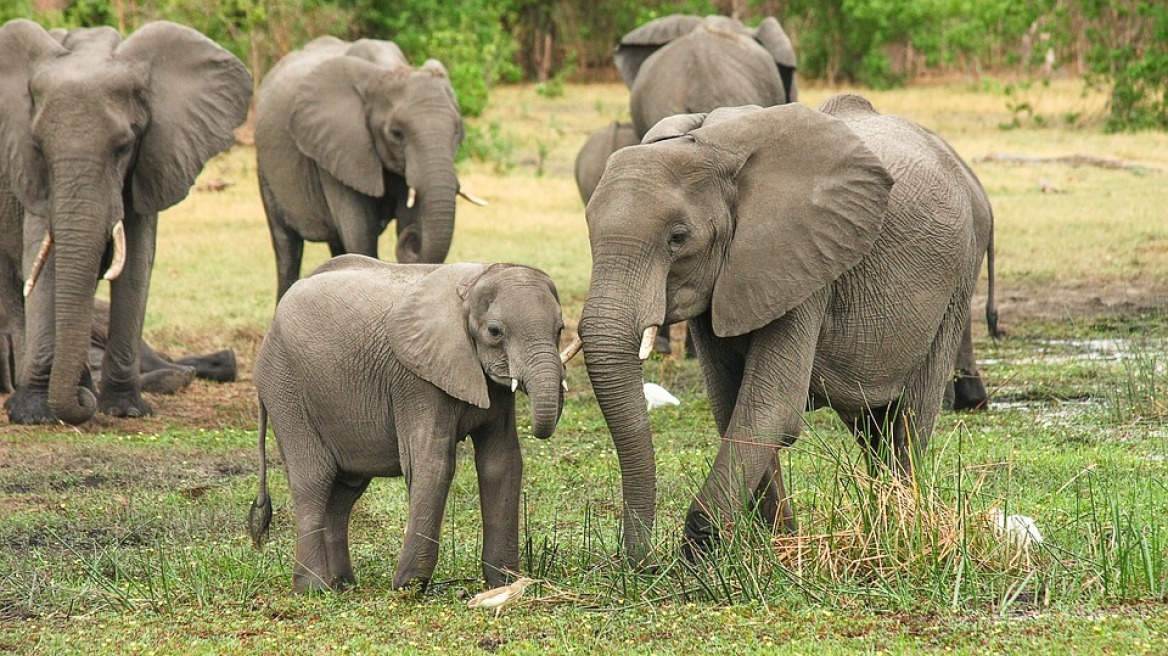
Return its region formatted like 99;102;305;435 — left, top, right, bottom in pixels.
1105;337;1167;424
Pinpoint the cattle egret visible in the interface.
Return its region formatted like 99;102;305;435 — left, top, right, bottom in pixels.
643;382;680;410
467;577;535;617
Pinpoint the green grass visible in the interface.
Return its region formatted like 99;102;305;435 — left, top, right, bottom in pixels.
3;79;1168;654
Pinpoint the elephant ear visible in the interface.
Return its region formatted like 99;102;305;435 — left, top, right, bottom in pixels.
0;20;66;216
613;14;703;87
288;56;385;197
386;263;491;409
116;21;252;214
694;104;894;337
753;17;798;101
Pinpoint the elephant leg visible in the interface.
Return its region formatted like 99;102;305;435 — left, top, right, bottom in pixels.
687;313;745;437
99;214;155;418
289;476;335;593
393;422;457;591
323;474;371;590
135;336;195;395
174;349;238;383
950;316;988;411
684;305;822;559
6;222;60;424
752;452;796;534
0;253;23;394
260;173;304;301
471;423;522;589
321;173;380;259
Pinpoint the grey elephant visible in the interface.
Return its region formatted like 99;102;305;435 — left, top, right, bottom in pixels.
256;36;483;301
615;14;797;138
571;95;980;564
249;255;566;593
574;122;639;206
0;20;251;425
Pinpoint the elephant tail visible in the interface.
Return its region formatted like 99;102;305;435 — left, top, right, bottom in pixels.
248;398;273;550
985;213;1001;339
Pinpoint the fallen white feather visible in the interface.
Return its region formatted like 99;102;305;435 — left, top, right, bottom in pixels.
643;382;680;410
989;508;1044;549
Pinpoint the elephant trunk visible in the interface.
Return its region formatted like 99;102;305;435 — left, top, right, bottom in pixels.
522;349;564;440
578;291;658;566
47;214;107;425
400;147;458;264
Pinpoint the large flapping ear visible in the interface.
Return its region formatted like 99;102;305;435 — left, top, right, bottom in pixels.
694;104;894;337
386;263;491;409
0;20;66;216
613;14;703;87
116;21;251;214
287;55;384;197
753;17;798;101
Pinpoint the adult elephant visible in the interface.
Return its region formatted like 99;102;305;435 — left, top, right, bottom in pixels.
256;36;483;300
614;14;797;138
574;122;638;206
571;96;979;564
0;20;251;425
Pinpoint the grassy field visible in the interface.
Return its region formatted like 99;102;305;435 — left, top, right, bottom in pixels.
2;79;1167;654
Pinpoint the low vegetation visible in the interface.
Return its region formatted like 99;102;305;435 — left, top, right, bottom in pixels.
1;80;1167;654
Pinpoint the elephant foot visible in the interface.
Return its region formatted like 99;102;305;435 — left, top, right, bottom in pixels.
681;510;720;563
4;387;58;424
175;349;237;383
98;386;153;418
330;574;357;591
292;570;334;594
952;371;989;411
391;574;431;594
140;366;196;395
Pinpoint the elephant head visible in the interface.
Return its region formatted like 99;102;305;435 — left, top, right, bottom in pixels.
0;20;250;424
576;105;892;562
288;44;465;264
614;15;798;102
386;263;565;438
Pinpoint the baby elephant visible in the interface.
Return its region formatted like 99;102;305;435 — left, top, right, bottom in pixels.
249;255;566;593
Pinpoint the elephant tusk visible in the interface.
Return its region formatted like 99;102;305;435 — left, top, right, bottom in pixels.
639;326;658;360
562;379;568;392
102;221;126;281
406;187;416;209
511;378;519;393
23;233;53;298
560;335;582;364
459;189;488;206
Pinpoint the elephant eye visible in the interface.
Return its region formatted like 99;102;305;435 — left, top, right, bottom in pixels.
668;227;690;254
387;127;405;142
487;323;504;339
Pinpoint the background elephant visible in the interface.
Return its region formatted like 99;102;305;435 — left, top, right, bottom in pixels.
614;14;798;138
0;20;250;425
249;255;566;593
576;96;979;564
574;122;639;205
0;298;236;396
256;36;481;301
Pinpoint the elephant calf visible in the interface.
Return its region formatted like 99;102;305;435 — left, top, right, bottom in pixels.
249;255;566;593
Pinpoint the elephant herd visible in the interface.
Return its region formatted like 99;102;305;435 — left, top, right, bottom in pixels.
0;15;1000;594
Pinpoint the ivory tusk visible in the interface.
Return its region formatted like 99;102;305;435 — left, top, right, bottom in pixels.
406;187;416;209
458;189;488;206
23;233;53;298
560;335;582;364
102;221;126;281
511;378;519;393
562;379;568;392
639;326;658;360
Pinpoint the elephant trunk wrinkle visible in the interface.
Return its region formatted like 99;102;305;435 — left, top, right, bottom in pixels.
46;221;107;425
579;326;658;562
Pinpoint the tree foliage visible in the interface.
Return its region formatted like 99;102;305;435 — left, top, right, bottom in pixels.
10;0;1166;130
